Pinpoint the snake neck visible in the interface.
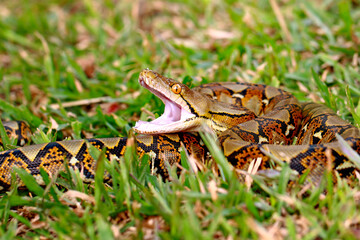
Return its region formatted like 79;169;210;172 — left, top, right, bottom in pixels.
207;100;256;134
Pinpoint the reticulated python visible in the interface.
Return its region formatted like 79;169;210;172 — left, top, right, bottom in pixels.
0;69;359;190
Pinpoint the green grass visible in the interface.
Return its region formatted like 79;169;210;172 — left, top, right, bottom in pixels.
0;0;360;238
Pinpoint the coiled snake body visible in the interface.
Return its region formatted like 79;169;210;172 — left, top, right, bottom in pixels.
0;70;359;189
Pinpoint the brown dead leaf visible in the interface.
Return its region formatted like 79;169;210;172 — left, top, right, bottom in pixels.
208;179;218;201
75;23;93;50
49;117;59;130
101;102;128;114
245;158;262;189
352;53;359;67
194;200;209;220
297;82;309;93
74;78;84;92
103;23;119;40
0;54;11;67
207;29;236;40
242;7;255;28
61;189;96;205
172;38;198;48
247;217;280;240
30;214;48;229
256;62;267;72
76;55;96;78
308;92;322;103
14;206;57;238
267;218;282;239
0;6;10;17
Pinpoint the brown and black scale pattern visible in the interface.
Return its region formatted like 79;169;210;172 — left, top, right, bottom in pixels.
1;76;360;189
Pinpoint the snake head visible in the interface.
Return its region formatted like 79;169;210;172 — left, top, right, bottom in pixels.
133;69;210;134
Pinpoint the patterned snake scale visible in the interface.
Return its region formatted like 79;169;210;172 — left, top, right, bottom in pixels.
0;69;359;190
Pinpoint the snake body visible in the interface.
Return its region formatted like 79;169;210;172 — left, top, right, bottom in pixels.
0;69;359;189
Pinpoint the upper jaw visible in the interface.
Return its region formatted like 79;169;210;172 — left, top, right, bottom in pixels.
133;71;196;134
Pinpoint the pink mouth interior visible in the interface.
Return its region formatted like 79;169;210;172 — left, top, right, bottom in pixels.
134;77;195;132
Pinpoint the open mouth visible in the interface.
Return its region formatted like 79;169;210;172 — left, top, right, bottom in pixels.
133;75;196;134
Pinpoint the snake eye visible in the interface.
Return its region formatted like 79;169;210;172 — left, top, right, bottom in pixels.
171;84;182;94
